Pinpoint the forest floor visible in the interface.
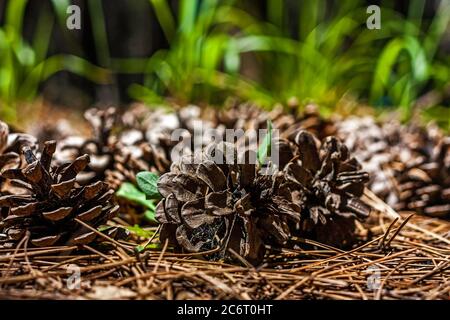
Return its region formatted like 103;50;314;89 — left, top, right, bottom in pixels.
0;103;449;300
1;195;448;300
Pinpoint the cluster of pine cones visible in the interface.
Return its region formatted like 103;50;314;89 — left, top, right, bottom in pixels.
157;132;371;264
0;102;448;265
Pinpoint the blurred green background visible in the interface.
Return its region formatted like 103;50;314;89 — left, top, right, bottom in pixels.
0;0;449;127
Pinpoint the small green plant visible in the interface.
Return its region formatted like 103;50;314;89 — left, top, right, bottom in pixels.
116;182;158;223
369;0;450;120
116;176;163;253
120;0;275;107
102;223;160;253
245;0;375;108
116;172;162;223
236;0;450;117
0;0;111;122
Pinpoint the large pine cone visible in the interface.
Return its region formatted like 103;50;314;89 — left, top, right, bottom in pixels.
282;131;371;247
0;140;119;248
155;142;302;265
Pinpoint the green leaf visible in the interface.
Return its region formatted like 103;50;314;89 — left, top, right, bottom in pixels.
179;0;198;36
50;0;71;27
116;182;155;208
116;183;157;223
19;54;111;100
127;83;166;106
144;209;156;223
88;0;111;67
257;120;273;166
136;172;161;200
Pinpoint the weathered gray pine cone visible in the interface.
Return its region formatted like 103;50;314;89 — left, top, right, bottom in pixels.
155;142;302;265
282;131;371;247
337;117;398;202
338;117;450;219
0;140;119;248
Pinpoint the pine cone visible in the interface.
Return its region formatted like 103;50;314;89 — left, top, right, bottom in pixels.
337;117;398;202
139;105;228;163
121;103;153;130
105;130;170;190
214;103;299;136
57;107;170;189
392;131;450;218
0;140;119;248
281;104;337;141
0;121;37;195
122;103;183;155
214;103;270;131
338;118;450;219
215;103;336;143
155;142;301;265
282;131;371;247
56;107;117;184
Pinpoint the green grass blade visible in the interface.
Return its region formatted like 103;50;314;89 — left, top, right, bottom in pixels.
424;0;450;59
149;0;176;42
267;0;284;28
33;4;54;62
88;0;111;67
50;0;71;28
257;120;272;166
370;36;428;109
128;83;166;105
406;0;425;36
179;0;198;35
5;0;28;35
19;54;111;99
116;182;156;211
